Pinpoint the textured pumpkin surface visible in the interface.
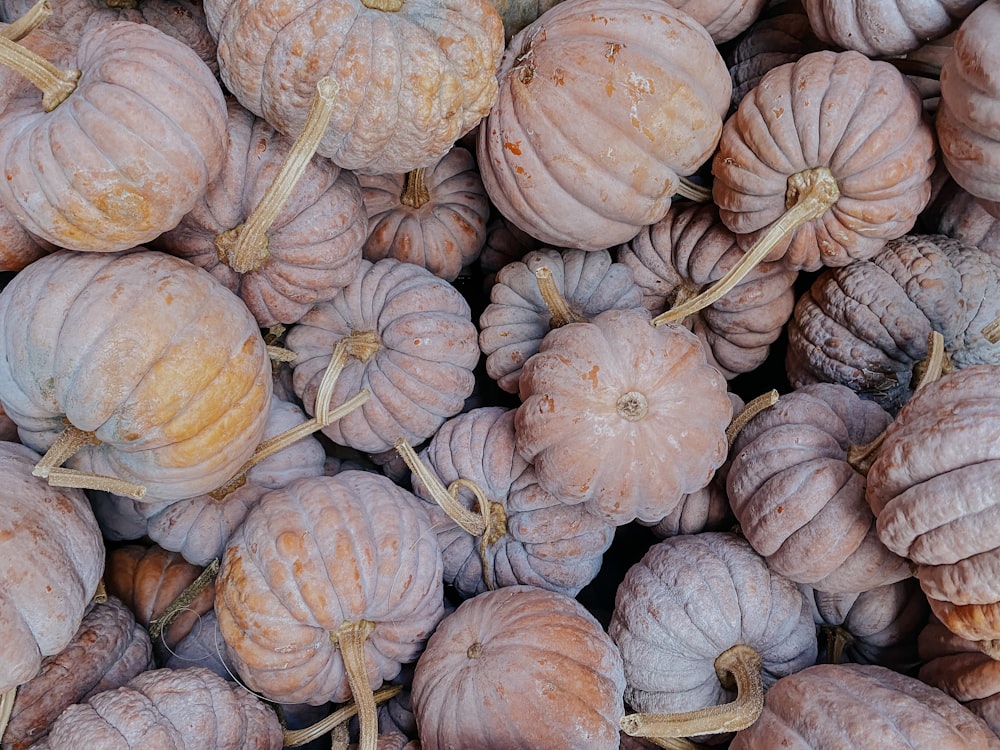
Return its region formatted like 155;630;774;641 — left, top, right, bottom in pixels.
412;585;626;750
713;49;936;271
158;98;367;328
930;182;1000;257
786;234;1000;412
0;249;272;500
32;667;283;749
478;0;731;250
867;364;1000;642
663;0;768;42
205;0;504;174
2;597;153;750
0;20;227;252
609;532;817;715
287;257;480;454
480;248;644;393
515;307;731;524
412;406;615;598
216;471;445;704
0;441;104;695
729;663;1000;749
727;383;909;592
161;609;233;681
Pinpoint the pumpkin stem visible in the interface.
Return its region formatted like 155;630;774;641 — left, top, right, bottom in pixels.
1;0;53;41
104;0;138;8
92;578;108;604
652;166;839;326
982;316;1000;344
267;345;298;363
616;391;648;421
726;389;779;446
215;76;340;274
332;620;378;750
148;558;220;643
282;684;403;747
316;337;376;422
33;424;147;499
824;625;854;664
0;34;79;111
534;266;585;328
394;439;507;590
644;738;703;750
400;167;430;208
0;687;15;743
620;643;764;739
342;329;382;364
675;177;712;203
360;0;403;9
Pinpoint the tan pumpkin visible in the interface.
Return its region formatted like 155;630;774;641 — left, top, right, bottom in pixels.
477;0;731;250
205;0;504;175
664;0;768;42
358;146;490;282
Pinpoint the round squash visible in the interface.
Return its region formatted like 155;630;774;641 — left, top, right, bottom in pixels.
664;0;768;43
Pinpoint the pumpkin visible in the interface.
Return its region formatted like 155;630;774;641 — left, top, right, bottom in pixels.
286;257;480;454
928;181;1000;256
478;213;542;289
785;234;1000;412
357;145;490;283
727;383;910;592
0;19;228;252
479;247;645;394
156;92;368;328
0;440;105;698
161;609;232;681
31;667;284;749
405;406;615;598
2;596;153;750
801;0;980;56
411;584;626;750
729;663;1000;749
488;0;563;40
204;0;504;175
0;249;273;501
515;307;732;525
610;532;817;741
663;0;768;43
867;364;1000;644
477;0;731;250
215;471;445;749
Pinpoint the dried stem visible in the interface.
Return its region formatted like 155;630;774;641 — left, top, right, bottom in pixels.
33;424;146;499
534;266;584;328
675;177;712;203
983;316;1000;344
215;77;340;273
360;0;403;9
0;688;15;743
282;684;403;747
1;0;52;41
92;579;108;604
400;167;430;208
148;558;220;643
332;620;378;750
0;34;79;110
620;644;764;739
726;389;779;446
653;166;840;326
825;625;854;664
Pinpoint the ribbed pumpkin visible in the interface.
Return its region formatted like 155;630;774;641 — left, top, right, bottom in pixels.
204;0;504;175
286;257;480;454
0;249;272;501
412;585;626;750
929;182;1000;257
478;0;731;250
0;20;227;252
663;0;768;42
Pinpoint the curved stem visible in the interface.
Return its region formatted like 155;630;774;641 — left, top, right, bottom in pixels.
332;620;378;750
33;425;146;499
0;34;79;111
726;389;779;447
215;77;340;274
147;558;219;643
1;0;52;41
400;167;430;208
675;177;712;203
653;166;840;326
282;684;402;747
534;266;584;328
825;625;854;664
360;0;403;9
620;644;764;739
0;688;15;743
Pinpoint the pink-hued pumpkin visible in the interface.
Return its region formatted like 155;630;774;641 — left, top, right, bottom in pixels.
515;307;732;524
412;585;626;750
477;0;731;250
929;181;1000;258
664;0;768;43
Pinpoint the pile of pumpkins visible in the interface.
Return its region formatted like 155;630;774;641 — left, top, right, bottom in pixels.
3;0;1000;747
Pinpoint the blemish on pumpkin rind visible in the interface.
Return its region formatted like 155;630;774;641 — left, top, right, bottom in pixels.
503;139;522;155
582;364;599;387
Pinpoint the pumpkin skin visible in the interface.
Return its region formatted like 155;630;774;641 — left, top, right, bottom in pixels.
663;0;768;43
488;0;563;40
929;182;1000;257
713;49;936;272
479;248;645;394
204;0;504;175
161;609;233;681
727;383;910;593
937;2;1000;215
867;364;1000;643
0;249;273;501
215;471;446;705
286;257;480;454
358;146;490;283
477;0;731;250
412;585;626;750
801;0;980;57
515;307;732;525
31;667;284;750
156;97;367;328
730;663;1000;749
0;20;228;252
609;533;818;720
2;597;154;750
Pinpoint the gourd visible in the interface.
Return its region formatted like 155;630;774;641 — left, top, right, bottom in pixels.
663;0;768;43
